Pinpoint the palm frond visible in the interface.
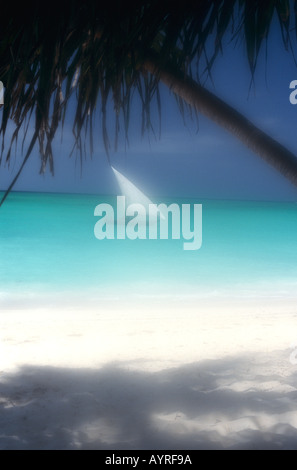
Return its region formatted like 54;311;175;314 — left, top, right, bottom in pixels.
0;0;296;202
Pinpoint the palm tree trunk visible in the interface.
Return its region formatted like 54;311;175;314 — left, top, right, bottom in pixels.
143;53;297;187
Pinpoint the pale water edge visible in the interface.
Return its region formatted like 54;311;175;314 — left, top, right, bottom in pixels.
1;191;297;308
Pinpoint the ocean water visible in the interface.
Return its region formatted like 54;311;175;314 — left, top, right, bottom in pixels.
1;191;297;307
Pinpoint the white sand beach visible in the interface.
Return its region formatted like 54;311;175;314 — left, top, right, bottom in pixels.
0;296;297;450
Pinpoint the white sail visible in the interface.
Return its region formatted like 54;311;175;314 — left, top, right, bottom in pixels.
111;166;164;222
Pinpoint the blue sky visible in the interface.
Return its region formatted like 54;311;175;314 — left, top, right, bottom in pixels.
1;17;297;202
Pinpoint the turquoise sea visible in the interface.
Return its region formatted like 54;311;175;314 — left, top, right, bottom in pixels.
1;192;297;307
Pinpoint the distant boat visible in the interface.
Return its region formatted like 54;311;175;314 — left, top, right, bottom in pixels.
111;166;164;225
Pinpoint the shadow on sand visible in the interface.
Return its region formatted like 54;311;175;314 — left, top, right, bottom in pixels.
0;350;296;450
